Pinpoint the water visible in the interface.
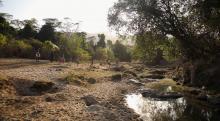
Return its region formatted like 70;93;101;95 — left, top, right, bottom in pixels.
125;93;220;121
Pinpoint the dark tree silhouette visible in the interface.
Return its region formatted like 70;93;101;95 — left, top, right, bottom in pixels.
19;23;37;39
97;34;106;48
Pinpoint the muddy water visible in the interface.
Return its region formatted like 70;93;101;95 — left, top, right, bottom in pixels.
125;89;220;121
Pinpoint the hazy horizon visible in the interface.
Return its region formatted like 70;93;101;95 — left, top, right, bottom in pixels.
0;0;118;36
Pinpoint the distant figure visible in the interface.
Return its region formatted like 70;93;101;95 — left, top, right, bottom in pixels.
49;52;54;62
60;54;65;63
35;50;40;62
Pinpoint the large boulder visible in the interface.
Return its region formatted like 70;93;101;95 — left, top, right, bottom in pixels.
30;81;55;92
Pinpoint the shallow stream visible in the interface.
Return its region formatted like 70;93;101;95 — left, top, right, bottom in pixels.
125;86;220;121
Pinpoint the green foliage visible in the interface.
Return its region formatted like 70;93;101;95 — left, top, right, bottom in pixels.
97;34;106;48
133;32;181;64
0;33;6;47
0;34;7;57
19;23;37;39
41;41;59;59
60;33;91;61
43;41;59;52
106;48;115;61
4;40;32;58
108;0;220;60
27;39;43;50
95;47;107;60
0;16;16;37
37;23;55;42
112;40;131;62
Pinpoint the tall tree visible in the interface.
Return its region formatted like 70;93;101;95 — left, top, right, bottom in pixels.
97;34;106;48
0;15;16;36
112;40;131;62
108;0;220;60
19;23;37;39
37;18;60;43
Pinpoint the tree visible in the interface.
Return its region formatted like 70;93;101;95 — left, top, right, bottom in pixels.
76;32;87;49
112;40;131;62
59;33;90;61
97;34;106;48
19;23;37;39
108;0;220;86
0;15;16;37
37;18;60;43
11;19;24;30
107;40;113;48
108;0;220;61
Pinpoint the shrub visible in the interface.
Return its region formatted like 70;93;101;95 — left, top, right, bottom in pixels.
95;47;107;60
0;34;7;47
4;40;33;58
27;39;43;51
0;34;7;57
41;40;59;59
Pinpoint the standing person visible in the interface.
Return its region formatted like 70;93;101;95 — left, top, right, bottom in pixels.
35;50;41;62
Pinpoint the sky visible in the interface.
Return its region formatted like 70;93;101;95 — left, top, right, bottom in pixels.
0;0;118;36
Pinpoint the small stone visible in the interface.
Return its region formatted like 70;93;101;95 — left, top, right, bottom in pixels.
87;78;96;84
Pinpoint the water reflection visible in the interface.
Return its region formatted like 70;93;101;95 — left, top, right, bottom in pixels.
125;93;220;121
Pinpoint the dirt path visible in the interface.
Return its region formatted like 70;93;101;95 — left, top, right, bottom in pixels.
0;59;142;121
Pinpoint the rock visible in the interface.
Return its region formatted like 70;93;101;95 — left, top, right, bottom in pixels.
86;104;103;112
111;65;126;72
55;68;62;71
30;81;55;92
124;71;137;77
77;75;85;80
111;74;122;81
196;93;208;101
144;74;165;79
87;78;96;84
134;66;144;72
141;89;159;97
81;95;98;106
128;79;144;86
141;89;183;100
176;82;181;85
45;96;54;102
188;89;201;95
157;92;183;99
150;70;167;75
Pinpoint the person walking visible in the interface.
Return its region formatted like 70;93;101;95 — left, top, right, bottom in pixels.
35;50;40;62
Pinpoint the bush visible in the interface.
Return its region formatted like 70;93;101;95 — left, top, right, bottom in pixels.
41;41;59;59
4;40;33;58
27;39;43;51
0;34;7;57
95;47;107;60
0;34;7;47
112;40;132;62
